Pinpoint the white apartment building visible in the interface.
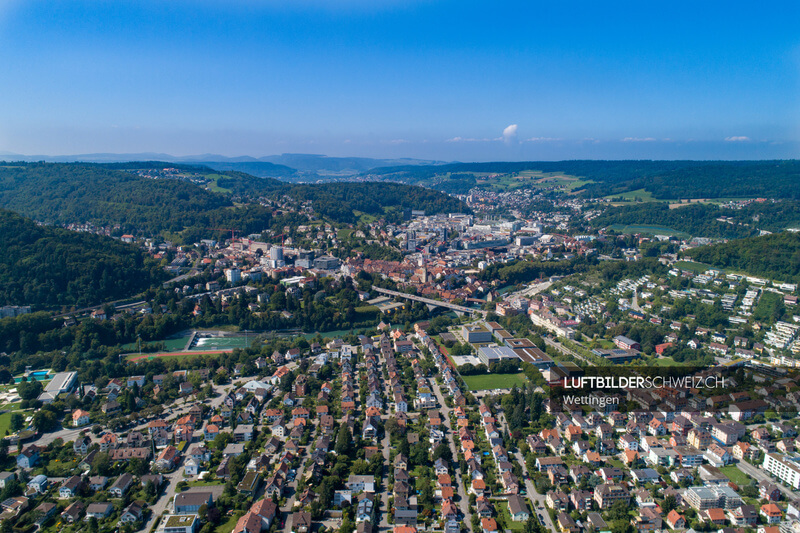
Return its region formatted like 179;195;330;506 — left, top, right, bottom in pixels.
763;453;800;490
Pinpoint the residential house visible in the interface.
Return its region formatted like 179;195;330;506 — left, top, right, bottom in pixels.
109;473;135;497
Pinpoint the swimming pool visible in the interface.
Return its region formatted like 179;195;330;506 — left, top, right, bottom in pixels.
14;370;52;383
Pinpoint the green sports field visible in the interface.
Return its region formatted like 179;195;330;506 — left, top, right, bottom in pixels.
461;373;528;391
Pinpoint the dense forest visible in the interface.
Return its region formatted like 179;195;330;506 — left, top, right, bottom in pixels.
0;162;468;236
0;162;276;237
363;160;800;199
195;160;299;178
0;210;165;308
685;231;800;283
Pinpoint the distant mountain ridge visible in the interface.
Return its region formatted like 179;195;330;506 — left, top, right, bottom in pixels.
0;151;448;179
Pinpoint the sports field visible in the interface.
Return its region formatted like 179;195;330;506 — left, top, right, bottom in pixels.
461;373;528;391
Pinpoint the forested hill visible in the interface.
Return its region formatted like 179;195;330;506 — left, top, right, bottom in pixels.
0;162;469;237
685;231;800;284
0;162;276;237
0;209;166;308
363;160;800;199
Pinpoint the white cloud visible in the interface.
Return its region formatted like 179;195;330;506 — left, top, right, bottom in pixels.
525;137;562;142
502;124;518;143
621;137;656;142
724;136;750;142
447;126;519;143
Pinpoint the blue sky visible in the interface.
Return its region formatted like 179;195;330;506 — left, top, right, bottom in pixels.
1;0;798;160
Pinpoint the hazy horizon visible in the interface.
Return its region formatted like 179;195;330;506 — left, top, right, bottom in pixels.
1;146;800;165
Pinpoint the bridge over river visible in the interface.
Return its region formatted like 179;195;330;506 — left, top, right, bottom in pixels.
373;287;487;316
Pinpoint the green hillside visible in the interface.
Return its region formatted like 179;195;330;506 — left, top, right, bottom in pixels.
0;162;469;233
0;162;271;237
685;231;800;283
0;209;166;308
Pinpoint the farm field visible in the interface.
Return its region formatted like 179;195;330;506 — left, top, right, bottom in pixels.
604;188;658;203
204;174;233;193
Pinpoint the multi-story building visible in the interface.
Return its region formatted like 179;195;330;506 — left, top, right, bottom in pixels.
684;486;742;510
594;484;629;509
763;453;800;490
461;324;492;343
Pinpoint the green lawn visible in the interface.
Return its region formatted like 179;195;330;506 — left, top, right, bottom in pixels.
0;412;11;436
604;188;658;203
205;174;233;194
354;210;378;224
216;511;244;533
496;501;526;531
653;356;682;367
187;479;223;487
674;260;713;273
719;465;752;487
461;373;528;391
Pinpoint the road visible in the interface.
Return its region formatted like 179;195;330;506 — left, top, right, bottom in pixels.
377;417;392;532
429;377;471;527
631;291;642;312
373;345;392;533
737;460;800;499
162;257;204;287
281;459;308;531
144;469;184;532
495;413;555;532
